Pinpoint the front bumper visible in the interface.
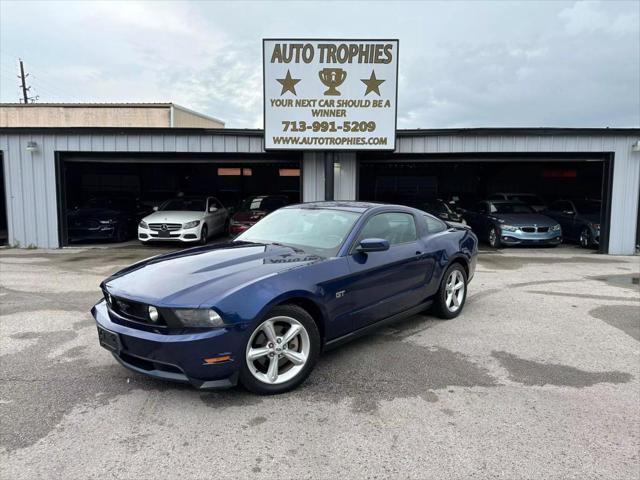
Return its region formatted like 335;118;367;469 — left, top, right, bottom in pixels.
92;300;246;389
499;228;562;246
138;225;201;243
68;226;117;242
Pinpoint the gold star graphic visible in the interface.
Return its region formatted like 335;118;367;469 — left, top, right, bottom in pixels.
361;70;385;96
277;70;301;96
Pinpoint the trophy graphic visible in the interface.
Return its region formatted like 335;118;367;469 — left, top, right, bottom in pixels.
318;68;347;96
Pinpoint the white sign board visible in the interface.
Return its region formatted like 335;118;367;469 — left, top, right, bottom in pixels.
263;39;398;151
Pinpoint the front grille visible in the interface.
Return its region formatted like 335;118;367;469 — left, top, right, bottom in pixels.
520;226;550;233
149;223;182;231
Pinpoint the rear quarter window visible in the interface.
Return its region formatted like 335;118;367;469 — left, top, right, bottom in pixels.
424;215;447;234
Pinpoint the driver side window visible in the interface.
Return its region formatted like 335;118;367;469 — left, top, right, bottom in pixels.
357;212;417;246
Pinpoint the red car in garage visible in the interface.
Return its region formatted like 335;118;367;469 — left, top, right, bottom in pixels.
229;195;289;235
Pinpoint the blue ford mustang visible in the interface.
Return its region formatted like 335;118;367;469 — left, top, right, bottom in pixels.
92;202;478;394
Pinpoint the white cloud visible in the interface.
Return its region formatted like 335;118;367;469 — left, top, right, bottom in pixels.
1;0;638;128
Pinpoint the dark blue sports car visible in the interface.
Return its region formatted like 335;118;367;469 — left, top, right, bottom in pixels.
92;202;478;394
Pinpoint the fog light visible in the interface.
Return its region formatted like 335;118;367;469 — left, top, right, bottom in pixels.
148;306;159;322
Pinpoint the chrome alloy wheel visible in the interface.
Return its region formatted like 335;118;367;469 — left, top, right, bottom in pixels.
445;269;465;312
246;316;310;385
580;228;590;248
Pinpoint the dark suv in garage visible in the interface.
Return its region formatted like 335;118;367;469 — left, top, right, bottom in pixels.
545;199;602;248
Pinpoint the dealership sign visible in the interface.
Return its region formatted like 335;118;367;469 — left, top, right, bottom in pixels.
263;39;398;150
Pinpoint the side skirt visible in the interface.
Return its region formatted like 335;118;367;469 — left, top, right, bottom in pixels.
323;300;433;352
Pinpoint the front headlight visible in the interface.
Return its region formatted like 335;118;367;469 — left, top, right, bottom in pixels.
183;220;201;229
139;220;148;229
172;308;224;328
551;224;561;232
500;224;519;232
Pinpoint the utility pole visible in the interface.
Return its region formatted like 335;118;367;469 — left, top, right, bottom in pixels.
18;59;37;103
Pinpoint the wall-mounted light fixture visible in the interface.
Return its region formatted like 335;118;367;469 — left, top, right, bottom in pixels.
25;141;38;153
631;140;640;152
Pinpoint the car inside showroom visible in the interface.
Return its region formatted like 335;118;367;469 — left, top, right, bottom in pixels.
0;127;638;254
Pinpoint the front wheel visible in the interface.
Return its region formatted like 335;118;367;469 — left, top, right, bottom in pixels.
200;225;208;245
433;263;468;319
239;305;320;395
579;227;592;248
488;226;502;248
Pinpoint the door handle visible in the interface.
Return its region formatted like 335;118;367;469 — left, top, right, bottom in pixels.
415;251;422;256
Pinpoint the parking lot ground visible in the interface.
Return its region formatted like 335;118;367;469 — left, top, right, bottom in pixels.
0;245;638;479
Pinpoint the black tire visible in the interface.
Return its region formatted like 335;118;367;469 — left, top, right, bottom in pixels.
115;224;127;243
433;263;468;319
579;227;592;248
200;225;208;245
488;226;502;248
239;304;321;395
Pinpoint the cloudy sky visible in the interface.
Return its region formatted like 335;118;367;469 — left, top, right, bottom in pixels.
0;0;638;128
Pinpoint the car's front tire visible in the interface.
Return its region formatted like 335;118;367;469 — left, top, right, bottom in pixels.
200;225;208;245
433;263;468;319
579;227;592;248
488;226;501;248
239;305;320;395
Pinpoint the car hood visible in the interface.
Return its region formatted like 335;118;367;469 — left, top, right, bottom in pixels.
490;213;557;226
103;242;323;307
143;210;204;224
232;210;268;223
68;208;121;220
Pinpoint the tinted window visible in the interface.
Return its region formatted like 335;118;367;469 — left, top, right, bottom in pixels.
208;198;223;209
357;212;417;246
550;201;572;212
490;202;534;214
422;201;451;214
424;215;447;234
573;200;600;215
236;207;360;256
240;196;287;212
160;198;206;212
487;194;504;201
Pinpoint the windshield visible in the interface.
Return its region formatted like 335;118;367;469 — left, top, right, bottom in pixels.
235;207;360;256
508;194;544;205
574;200;601;215
84;197;131;210
160;198;205;212
239;196;287;212
491;202;534;214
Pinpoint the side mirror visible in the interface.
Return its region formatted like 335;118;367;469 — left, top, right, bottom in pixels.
153;206;159;211
209;206;218;212
357;238;390;253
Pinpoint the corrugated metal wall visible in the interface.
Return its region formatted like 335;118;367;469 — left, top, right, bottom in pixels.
0;131;638;254
391;133;640;255
0;131;318;249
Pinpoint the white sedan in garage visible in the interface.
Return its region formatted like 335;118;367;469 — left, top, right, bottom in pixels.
138;197;229;244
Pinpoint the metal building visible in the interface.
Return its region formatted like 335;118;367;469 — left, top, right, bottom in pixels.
0;127;638;254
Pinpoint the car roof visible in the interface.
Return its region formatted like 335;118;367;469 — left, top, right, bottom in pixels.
284;201;411;214
486;199;527;204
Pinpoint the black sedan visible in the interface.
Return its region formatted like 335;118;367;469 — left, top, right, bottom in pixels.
545;199;602;248
67;197;148;243
464;200;562;248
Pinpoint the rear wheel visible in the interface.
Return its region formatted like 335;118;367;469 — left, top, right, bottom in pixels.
433;263;468;319
239;305;320;395
488;226;501;248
